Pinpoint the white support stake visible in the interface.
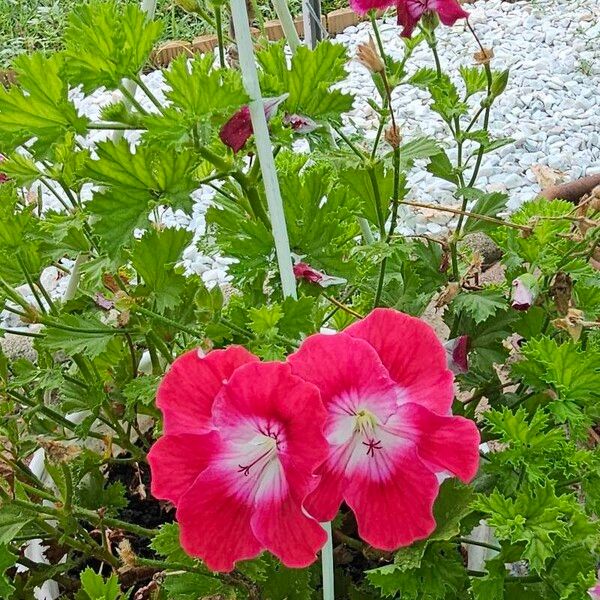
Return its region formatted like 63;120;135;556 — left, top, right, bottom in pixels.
272;0;301;53
230;0;297;300
302;0;323;49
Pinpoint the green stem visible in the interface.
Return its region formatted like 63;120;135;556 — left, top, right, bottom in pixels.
118;84;148;116
133;75;165;114
458;537;501;552
134;305;203;338
367;167;386;238
215;5;226;68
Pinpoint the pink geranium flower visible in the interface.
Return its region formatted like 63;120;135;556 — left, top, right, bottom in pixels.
397;0;469;38
148;346;328;572
589;574;600;599
349;0;395;16
288;309;480;550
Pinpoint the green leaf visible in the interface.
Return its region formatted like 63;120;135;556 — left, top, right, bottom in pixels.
339;162;396;227
397;136;440;169
86;139;198;211
427;150;459;185
490;69;510;100
130;227;193;311
258;41;353;119
0;53;88;152
164;53;249;120
0;153;41;186
78;567;122;600
38;314;119;359
63;1;163;92
162;572;223;599
452;288;506;324
476;484;595;573
0;545;16;598
0;505;32;544
88;189;149;256
471;558;505;600
459;66;488;97
460;188;508;234
150;523;194;565
367;542;468;599
258;555;315;600
278;297;316;339
430;479;477;541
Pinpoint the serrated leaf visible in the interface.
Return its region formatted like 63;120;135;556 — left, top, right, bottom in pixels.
63;1;163;93
427;151;459;185
78;567;122;600
130;227;192;311
38;314;119;359
452;289;506;324
460;188;508;234
86;139;198;211
258;41;353;119
162;572;223;598
88;189;149;256
150;523;194;565
0;53;88;152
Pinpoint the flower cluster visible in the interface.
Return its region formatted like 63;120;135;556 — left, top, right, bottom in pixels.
349;0;469;38
148;309;480;571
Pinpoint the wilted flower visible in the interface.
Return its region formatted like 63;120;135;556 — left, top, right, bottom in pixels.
444;335;469;374
356;36;385;74
474;47;494;65
397;0;469;38
511;273;540;311
288;309;480;550
283;113;319;134
220;95;287;153
148;347;328;572
384;124;402;149
293;262;347;288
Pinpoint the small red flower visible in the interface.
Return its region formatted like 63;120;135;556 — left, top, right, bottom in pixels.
283;113;318;134
397;0;469;38
288;309;480;550
293;261;346;288
148;347;328;572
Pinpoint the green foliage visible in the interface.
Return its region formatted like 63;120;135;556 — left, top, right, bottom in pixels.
258;40;354;119
76;568;123;600
62;1;163;92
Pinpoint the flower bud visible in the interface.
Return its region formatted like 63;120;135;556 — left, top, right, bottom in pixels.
293;261;346;288
356;36;385;74
473;47;494;65
384;124;402;149
0;154;8;184
283;113;318;134
173;0;201;12
444;336;469;375
511;273;540;311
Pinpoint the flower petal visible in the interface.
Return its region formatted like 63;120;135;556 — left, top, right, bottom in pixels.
345;308;455;414
431;0;469;26
251;469;327;568
390;403;481;482
147;432;218;506
350;0;395;15
157;346;258;435
396;0;426;37
288;332;398;422
177;462;263;572
345;444;438;549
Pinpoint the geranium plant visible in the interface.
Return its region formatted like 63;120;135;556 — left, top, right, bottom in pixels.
0;0;599;598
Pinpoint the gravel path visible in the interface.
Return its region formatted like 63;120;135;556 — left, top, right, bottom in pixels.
2;0;599;326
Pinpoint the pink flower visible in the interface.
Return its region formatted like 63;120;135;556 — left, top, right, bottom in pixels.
293;262;346;288
397;0;469;38
349;0;395;15
219;95;286;153
288;309;480;550
444;335;469;374
148;346;328;572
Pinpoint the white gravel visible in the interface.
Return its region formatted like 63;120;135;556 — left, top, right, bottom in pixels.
3;0;599;327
